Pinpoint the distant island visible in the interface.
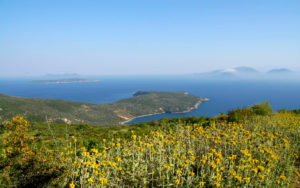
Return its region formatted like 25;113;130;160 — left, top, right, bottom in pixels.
268;68;292;74
194;66;296;79
0;91;208;126
32;78;99;84
44;73;81;78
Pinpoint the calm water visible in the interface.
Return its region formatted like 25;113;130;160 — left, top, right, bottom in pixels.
0;76;300;124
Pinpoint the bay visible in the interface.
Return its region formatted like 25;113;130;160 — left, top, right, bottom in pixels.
0;75;299;124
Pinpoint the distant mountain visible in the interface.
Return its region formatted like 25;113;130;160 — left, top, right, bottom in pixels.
234;66;258;73
195;66;259;78
194;66;299;80
268;68;292;74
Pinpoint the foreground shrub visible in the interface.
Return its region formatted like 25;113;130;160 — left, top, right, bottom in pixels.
227;101;272;122
250;101;272;116
0;116;69;187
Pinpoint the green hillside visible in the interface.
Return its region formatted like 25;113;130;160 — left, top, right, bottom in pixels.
0;91;203;126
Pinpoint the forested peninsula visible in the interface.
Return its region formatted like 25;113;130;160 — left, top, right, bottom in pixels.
0;91;207;126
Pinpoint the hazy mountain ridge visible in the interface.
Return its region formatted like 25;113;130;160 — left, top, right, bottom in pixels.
194;66;296;79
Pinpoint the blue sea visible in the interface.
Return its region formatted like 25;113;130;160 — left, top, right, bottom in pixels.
0;75;300;124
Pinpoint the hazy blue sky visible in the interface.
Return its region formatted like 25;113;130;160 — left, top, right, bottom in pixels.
1;0;299;76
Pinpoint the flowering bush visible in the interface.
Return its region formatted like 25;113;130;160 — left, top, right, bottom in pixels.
68;113;299;187
0;116;69;187
0;113;299;187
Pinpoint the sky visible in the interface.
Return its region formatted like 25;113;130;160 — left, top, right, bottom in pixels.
0;0;300;76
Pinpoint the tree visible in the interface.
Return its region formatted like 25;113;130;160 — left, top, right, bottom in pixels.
250;101;272;115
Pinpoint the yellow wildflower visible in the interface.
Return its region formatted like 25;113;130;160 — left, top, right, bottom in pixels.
200;159;207;164
235;176;242;181
131;135;137;140
99;177;108;184
214;173;222;181
280;175;286;180
211;161;217;169
243;177;250;183
199;181;205;186
251;168;258;174
69;182;75;188
213;182;221;187
174;179;180;185
176;170;182;175
257;165;265;171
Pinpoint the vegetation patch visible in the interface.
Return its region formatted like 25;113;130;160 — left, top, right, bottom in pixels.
0;91;202;126
0;105;299;187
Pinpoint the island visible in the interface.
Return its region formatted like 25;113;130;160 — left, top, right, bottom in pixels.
32;78;99;84
0;91;208;126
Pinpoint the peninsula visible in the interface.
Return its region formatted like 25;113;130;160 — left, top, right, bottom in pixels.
0;91;208;126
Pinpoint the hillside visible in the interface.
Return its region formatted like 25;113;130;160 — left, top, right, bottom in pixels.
0;91;203;125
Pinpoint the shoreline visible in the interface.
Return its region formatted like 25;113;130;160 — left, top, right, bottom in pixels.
120;98;209;125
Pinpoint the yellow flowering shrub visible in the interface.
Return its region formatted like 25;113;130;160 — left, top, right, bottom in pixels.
0;117;70;187
66;113;299;187
0;113;299;187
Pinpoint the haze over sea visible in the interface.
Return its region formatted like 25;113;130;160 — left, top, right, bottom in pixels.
1;75;299;124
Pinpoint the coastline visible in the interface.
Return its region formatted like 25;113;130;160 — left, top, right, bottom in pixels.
120;112;167;125
120;98;209;125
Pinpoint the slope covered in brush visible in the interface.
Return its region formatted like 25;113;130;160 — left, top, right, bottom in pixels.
0;91;203;125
